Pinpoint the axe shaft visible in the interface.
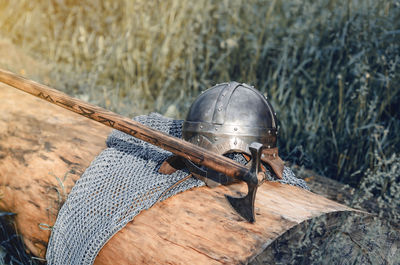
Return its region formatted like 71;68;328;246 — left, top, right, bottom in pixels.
0;69;250;181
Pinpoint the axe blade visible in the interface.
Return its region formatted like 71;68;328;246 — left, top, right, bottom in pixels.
225;142;263;222
226;182;258;223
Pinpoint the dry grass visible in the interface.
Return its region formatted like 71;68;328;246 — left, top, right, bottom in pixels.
1;0;398;185
0;0;399;263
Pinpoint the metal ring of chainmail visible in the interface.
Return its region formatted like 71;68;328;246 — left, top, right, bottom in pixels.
46;113;308;264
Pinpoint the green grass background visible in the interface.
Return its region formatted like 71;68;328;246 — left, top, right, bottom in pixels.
0;0;399;263
1;0;399;184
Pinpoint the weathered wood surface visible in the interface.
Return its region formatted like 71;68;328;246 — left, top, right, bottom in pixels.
0;83;112;258
96;182;353;264
0;83;355;264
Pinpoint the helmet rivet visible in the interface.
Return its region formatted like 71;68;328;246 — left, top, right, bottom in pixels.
234;127;238;131
215;127;218;131
200;125;203;129
214;137;218;141
218;107;222;111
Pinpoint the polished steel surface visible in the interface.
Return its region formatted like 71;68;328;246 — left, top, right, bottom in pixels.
183;82;278;155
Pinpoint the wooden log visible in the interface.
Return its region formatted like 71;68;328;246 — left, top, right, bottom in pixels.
0;82;111;258
0;83;356;264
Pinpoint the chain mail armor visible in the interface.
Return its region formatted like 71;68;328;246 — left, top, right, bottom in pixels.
46;113;308;264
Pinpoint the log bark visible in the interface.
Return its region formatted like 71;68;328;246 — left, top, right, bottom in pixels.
0;83;356;264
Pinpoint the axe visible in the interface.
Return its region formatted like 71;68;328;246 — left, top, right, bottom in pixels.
0;69;267;222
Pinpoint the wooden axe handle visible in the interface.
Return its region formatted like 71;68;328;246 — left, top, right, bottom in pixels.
0;69;250;181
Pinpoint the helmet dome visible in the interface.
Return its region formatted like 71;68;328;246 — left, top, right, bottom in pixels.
182;81;284;178
183;82;278;154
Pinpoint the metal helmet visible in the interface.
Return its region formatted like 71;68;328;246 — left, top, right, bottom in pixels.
182;81;284;178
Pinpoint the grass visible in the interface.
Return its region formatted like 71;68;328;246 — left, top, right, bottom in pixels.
0;0;399;263
0;214;37;265
1;0;398;185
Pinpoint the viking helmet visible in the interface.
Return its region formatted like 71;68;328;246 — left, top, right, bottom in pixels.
182;82;284;178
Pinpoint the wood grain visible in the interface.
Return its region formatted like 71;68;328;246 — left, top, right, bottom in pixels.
0;83;355;264
0;83;111;257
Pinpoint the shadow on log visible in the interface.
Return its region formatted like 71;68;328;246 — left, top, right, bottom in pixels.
0;83;362;264
252;212;400;265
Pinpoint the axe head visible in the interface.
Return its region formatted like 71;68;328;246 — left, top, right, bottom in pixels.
226;142;264;222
